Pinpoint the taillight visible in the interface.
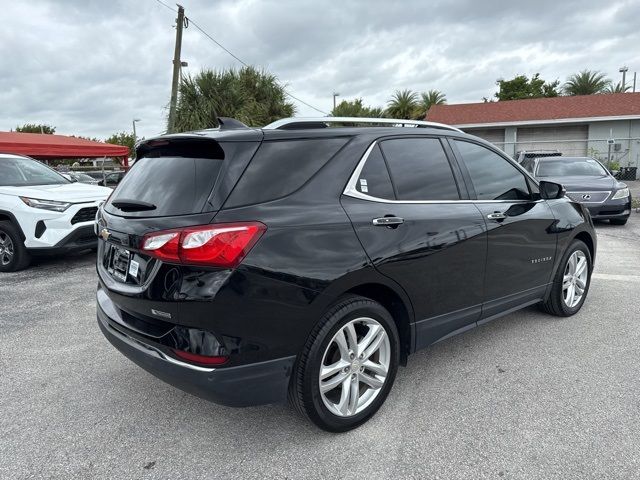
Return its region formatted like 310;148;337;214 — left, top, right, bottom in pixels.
141;222;266;267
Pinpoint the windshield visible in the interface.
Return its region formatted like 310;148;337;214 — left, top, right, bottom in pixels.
73;173;95;182
536;158;608;177
0;157;70;186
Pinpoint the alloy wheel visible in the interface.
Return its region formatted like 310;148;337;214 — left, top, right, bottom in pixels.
0;231;14;266
562;250;588;308
318;317;390;417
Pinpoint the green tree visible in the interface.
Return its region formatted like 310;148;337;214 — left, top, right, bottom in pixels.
386;89;418;119
173;66;296;132
563;70;611;95
15;123;56;134
331;98;385;117
105;132;136;157
414;89;447;119
604;81;631;94
495;74;559;101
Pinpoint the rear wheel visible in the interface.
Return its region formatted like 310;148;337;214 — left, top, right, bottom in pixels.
610;218;628;225
0;221;31;272
540;239;591;316
289;295;399;432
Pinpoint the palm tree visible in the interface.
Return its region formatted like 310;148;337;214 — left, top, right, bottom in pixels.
415;89;447;119
563;70;611;96
173;66;296;132
386;89;418;119
604;81;631;94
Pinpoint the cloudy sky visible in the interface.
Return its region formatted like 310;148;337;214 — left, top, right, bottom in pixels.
1;0;639;139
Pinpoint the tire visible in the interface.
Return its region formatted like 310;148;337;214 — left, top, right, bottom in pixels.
0;221;31;272
289;295;400;432
540;239;591;317
610;218;628;225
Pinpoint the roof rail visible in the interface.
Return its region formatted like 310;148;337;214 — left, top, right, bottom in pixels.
263;117;463;133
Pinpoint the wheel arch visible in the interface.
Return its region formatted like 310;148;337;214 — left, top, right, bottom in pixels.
574;231;595;266
0;210;26;240
344;283;413;366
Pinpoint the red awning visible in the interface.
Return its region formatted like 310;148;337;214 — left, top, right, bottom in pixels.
0;131;129;161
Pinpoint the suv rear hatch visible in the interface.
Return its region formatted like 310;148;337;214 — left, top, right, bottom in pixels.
97;132;261;324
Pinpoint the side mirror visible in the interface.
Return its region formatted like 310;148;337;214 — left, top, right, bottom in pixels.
539;180;565;200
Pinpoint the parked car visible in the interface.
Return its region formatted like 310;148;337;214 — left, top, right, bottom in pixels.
522;155;631;225
515;149;561;164
98;171;125;188
61;171;100;185
95;117;597;431
0;153;111;271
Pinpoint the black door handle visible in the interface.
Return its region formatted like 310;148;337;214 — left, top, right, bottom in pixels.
372;216;404;227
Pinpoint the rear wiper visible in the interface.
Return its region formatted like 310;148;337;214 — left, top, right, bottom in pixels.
111;199;156;211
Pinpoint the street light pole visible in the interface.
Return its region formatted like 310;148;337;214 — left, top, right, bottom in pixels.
132;118;141;144
332;92;340;111
132;118;141;163
619;66;629;92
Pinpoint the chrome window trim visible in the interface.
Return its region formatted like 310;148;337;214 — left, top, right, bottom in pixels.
565;191;612;204
343;140;543;205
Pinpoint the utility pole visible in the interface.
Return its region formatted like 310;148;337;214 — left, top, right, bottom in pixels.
167;5;185;134
332;92;340;111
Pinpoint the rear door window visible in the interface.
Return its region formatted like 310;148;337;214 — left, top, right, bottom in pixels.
355;144;395;199
379;138;460;200
105;156;223;217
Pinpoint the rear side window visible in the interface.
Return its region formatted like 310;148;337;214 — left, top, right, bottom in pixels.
105;156;223;217
356;145;395;199
379;138;460;200
226;137;348;207
453;140;530;201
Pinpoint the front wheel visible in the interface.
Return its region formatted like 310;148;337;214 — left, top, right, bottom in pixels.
540;239;592;316
289;295;400;432
0;221;31;272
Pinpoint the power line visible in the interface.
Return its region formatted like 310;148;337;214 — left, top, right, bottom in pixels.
153;0;327;115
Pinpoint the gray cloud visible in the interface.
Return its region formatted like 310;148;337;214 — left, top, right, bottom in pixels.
1;0;639;139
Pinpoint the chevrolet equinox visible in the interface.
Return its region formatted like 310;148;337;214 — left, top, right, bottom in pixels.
96;117;596;432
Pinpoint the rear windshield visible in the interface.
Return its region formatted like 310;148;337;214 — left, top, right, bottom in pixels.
0;156;69;186
105;156;223;217
537;158;607;177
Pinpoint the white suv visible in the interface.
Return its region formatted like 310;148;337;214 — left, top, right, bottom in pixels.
0;154;112;271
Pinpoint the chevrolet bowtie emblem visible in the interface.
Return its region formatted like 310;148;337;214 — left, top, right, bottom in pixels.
100;228;111;241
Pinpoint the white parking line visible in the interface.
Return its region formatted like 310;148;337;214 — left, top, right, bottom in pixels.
592;273;640;282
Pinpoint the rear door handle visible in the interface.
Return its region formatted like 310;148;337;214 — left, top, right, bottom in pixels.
372;216;404;227
487;212;507;220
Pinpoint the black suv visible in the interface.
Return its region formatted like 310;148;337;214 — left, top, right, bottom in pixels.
96;117;597;432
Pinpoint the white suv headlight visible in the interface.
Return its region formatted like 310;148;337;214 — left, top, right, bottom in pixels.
20;197;72;212
611;188;630;200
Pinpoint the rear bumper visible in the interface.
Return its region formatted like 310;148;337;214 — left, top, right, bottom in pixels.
97;295;295;407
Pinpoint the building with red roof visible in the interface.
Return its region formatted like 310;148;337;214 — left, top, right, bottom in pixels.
426;93;640;177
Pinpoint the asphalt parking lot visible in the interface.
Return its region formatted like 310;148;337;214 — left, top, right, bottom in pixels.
1;213;639;479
